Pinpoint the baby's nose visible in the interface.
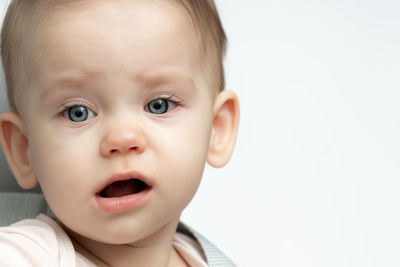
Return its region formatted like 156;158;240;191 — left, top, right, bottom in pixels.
100;125;147;156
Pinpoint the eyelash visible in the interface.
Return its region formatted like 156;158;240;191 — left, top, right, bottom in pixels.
150;95;182;103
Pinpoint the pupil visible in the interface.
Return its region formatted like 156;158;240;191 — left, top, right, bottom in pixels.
74;110;83;117
154;102;162;110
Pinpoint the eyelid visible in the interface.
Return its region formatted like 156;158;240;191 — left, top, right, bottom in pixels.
58;99;96;114
148;94;183;104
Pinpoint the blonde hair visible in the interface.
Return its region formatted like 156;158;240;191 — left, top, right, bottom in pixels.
1;0;227;112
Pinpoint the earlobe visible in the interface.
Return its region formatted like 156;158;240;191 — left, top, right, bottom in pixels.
207;90;240;168
0;112;38;189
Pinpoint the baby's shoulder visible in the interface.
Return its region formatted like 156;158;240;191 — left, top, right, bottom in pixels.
0;214;75;267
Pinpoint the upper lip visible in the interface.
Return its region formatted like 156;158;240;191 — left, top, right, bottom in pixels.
95;171;152;195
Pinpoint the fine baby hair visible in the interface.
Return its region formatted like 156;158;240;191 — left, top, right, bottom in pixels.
0;0;239;266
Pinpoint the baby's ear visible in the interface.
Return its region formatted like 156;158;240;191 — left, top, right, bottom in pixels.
0;112;38;189
207;90;240;168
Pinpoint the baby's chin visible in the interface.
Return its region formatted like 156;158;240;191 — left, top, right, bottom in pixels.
63;223;143;246
60;213;180;246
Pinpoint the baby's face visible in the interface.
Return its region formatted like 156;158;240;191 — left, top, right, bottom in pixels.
20;0;215;243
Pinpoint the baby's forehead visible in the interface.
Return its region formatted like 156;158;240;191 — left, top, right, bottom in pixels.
38;1;192;35
34;0;212;65
34;2;216;84
34;2;201;66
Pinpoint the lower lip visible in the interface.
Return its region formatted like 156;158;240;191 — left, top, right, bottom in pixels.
95;187;151;212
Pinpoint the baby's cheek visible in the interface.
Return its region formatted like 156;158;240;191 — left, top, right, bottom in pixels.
160;143;206;198
28;133;84;194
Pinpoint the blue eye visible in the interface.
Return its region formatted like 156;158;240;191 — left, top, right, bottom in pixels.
63;106;95;122
146;99;176;114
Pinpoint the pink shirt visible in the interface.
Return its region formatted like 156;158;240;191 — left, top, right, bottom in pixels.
0;214;207;266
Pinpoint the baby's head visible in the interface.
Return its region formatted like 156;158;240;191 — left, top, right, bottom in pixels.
3;0;228;113
0;0;239;245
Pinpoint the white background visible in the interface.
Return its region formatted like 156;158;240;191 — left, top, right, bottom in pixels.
183;1;400;266
1;1;400;266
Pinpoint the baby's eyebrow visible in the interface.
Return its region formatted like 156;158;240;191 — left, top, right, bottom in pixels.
41;68;197;99
42;70;97;99
135;69;196;89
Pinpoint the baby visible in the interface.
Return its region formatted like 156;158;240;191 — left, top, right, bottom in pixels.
0;0;239;266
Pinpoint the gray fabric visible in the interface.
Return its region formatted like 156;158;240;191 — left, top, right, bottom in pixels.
178;223;237;267
0;192;49;226
0;192;236;266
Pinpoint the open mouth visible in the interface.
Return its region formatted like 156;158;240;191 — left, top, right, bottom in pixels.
99;178;148;198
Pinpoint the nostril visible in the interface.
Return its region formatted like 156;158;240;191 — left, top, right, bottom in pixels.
109;147;138;154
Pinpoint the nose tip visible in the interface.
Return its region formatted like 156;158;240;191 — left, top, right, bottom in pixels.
100;127;147;157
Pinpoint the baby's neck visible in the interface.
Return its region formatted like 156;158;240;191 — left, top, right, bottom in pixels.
63;218;189;267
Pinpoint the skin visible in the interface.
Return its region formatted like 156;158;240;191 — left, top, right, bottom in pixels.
0;0;239;266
